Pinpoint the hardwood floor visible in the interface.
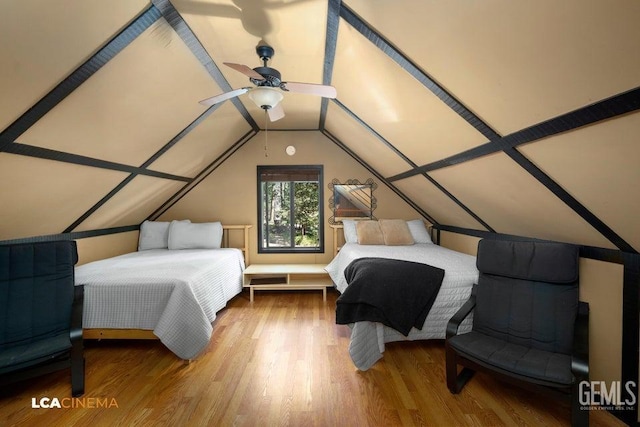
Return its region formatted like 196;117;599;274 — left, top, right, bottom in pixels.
1;290;625;426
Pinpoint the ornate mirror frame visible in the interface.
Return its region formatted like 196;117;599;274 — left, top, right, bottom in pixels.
328;178;377;225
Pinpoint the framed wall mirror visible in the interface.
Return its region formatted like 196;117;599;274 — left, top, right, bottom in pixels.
328;178;377;224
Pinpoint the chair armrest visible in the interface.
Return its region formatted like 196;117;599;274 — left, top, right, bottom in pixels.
446;285;477;339
70;285;84;342
571;301;589;380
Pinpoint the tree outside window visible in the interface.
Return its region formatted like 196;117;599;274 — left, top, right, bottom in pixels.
258;165;323;253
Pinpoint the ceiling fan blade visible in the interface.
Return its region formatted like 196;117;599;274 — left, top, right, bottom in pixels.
281;82;337;98
224;62;265;81
267;103;285;122
199;87;249;106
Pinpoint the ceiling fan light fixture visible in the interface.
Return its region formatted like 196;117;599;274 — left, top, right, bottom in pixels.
248;87;283;109
198;45;337;122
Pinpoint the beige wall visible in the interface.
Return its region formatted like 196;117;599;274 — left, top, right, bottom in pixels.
439;231;481;256
159;131;422;264
578;258;624;387
439;230;624;387
75;231;139;266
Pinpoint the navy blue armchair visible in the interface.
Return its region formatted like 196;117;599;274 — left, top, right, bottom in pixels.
0;241;85;396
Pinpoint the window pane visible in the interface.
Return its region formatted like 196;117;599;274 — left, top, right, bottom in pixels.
263;181;291;248
294;181;319;248
258;165;323;253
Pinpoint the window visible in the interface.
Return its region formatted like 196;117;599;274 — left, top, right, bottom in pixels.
257;165;323;253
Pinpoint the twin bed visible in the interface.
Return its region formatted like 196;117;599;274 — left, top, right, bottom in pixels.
326;220;479;370
75;222;250;360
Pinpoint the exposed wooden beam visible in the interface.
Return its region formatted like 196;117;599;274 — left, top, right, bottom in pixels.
319;0;342;130
322;129;438;225
141;103;223;168
0;6;162;151
433;224;625;264
20;93;231;233
504;147;636;253
329;99;494;231
331;99;417;168
339;4;640;254
388;87;640;182
151;0;259;132
619;252;640;425
340;4;500;141
0;225;139;246
149;129;257;220
64;175;137;234
3;143;190;182
64;102;223;233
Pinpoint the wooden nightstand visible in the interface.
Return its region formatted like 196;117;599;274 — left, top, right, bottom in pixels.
242;264;332;302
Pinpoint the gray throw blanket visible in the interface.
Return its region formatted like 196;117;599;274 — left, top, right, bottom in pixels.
336;257;445;336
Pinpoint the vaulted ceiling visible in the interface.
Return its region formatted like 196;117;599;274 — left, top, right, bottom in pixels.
1;0;639;255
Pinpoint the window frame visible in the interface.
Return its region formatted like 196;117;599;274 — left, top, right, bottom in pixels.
257;165;324;254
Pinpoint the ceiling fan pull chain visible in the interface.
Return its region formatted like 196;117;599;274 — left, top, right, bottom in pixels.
264;109;269;158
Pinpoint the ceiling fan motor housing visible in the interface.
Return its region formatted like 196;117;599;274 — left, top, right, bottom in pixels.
256;45;275;61
251;66;282;87
252;45;282;87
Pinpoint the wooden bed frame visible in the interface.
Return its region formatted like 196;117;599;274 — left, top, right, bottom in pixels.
83;224;252;340
329;220;433;257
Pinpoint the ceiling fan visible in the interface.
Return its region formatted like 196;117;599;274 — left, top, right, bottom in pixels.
199;44;337;122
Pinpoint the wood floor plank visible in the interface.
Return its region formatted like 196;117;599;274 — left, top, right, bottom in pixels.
0;289;626;426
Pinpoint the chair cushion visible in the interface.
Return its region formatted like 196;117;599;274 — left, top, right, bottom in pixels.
0;332;71;374
476;239;578;283
473;240;579;355
473;274;578;354
448;331;574;386
0;241;77;347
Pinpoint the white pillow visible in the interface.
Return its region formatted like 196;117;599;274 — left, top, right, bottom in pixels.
406;219;433;244
138;221;171;251
138;220;191;250
168;221;223;250
342;220;358;243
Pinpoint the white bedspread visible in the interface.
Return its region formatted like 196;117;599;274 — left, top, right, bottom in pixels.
325;243;478;370
75;248;244;360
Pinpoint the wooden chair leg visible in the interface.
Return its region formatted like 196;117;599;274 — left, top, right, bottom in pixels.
70;285;85;397
571;382;589;427
71;358;85;397
446;342;475;394
70;339;85;397
446;343;459;393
